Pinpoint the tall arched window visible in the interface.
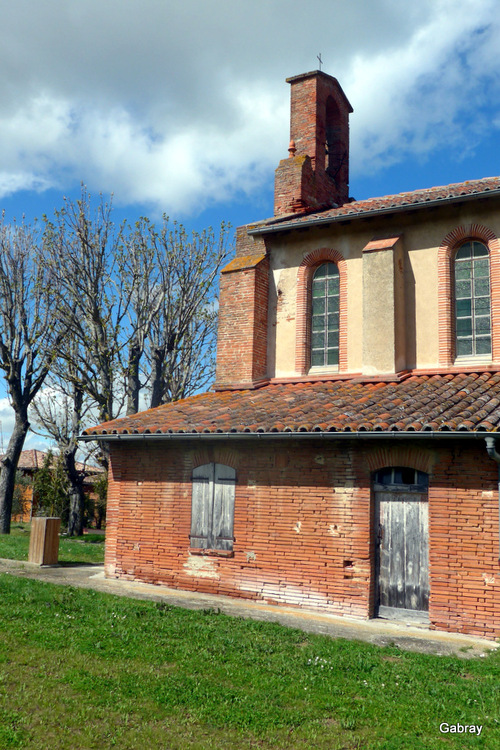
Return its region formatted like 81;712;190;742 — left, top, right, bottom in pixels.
454;241;491;357
311;262;339;367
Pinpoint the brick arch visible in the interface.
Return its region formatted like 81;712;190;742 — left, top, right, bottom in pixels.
437;224;500;365
191;447;239;471
295;248;348;374
364;445;435;476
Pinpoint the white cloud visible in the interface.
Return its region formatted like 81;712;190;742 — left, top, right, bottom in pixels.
0;0;498;214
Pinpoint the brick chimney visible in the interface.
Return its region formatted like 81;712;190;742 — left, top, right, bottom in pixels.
274;71;353;216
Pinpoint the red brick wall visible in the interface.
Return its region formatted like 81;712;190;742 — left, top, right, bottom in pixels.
214;258;269;389
215;233;269;388
428;443;500;637
274;71;352;215
105;438;500;638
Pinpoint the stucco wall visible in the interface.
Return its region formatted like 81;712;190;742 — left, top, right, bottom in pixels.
264;200;500;377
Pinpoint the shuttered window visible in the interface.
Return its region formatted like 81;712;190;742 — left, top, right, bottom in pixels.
190;463;236;550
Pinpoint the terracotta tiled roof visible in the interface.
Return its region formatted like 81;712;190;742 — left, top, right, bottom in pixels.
251;176;500;234
82;372;500;437
0;449;104;473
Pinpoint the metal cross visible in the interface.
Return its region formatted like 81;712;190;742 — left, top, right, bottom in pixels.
317;53;323;70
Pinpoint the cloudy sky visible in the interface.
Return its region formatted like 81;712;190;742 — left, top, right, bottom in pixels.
0;0;499;449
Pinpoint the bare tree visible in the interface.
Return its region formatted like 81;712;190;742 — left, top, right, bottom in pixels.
30;363;94;536
40;191;231;486
144;219;230;407
116;218;165;415
43;190;129;431
0;219;65;534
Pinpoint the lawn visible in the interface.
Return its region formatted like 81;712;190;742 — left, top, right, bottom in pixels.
0;523;105;565
0;575;498;749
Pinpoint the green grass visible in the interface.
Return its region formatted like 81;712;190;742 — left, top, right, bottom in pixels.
0;575;498;749
0;523;105;565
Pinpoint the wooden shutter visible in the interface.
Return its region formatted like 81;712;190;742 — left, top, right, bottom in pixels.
190;463;236;550
212;464;236;550
190;464;214;548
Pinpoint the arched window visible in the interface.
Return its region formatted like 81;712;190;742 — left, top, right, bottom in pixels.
311;262;340;367
454;241;491;357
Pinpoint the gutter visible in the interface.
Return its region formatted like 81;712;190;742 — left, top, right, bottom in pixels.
484;437;500;561
79;430;494;443
248;188;500;237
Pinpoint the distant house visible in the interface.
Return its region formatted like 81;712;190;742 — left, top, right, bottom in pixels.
7;449;105;523
83;70;500;639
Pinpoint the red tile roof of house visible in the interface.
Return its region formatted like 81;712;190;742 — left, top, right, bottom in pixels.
1;449;104;473
82;371;500;438
250;176;500;235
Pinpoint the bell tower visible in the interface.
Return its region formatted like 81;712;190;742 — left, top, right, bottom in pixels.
274;70;353;215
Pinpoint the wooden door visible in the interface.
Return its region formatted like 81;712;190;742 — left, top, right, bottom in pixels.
374;484;429;621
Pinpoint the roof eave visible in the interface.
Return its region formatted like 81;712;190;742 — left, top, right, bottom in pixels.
248;188;500;237
79;430;496;442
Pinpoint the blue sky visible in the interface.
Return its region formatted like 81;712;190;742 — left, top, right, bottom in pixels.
0;0;499;451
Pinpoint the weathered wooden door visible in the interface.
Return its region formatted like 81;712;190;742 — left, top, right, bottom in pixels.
374;478;429;621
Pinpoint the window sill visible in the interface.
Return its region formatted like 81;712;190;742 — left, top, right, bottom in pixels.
189;548;234;558
453;355;492;367
308;365;340;374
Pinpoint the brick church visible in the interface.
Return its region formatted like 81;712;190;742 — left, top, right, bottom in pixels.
83;70;500;638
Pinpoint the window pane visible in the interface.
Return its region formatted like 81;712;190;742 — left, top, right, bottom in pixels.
312;297;325;315
457;258;472;273
456;318;472;336
472;242;488;257
313;265;327;279
312;332;325;348
474;277;489;296
475;297;490;314
474;258;489;277
456;244;472;260
476;336;491;354
456;298;471;316
455;264;471;280
312;280;325;297
327;331;338;347
327;349;339;365
327;296;339;313
327;313;339;329
455;280;471;298
416;471;429;488
457;339;472;356
311;350;324;366
401;467;416;484
475;316;491;334
312;316;323;331
328;278;339;296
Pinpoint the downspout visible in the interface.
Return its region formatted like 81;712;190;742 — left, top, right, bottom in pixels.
484;437;500;561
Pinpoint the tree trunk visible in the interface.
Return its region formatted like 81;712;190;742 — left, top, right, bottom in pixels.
149;345;166;409
64;447;85;537
0;414;29;534
126;342;141;415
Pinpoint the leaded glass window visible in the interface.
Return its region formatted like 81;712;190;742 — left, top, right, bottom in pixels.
311;262;339;367
454;241;491;357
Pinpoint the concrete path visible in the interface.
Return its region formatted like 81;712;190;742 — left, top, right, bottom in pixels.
1;557;498;659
